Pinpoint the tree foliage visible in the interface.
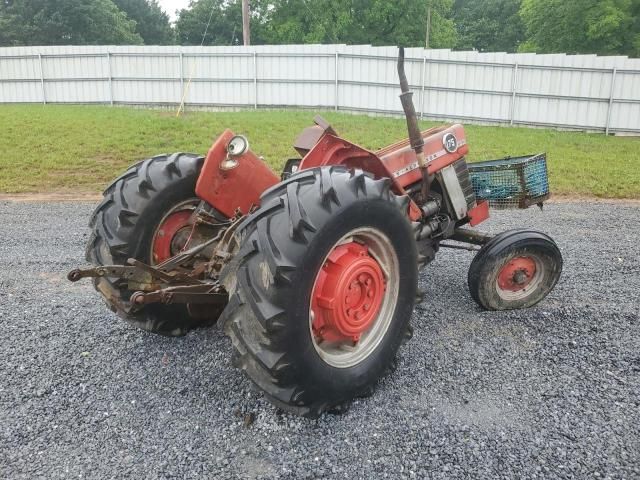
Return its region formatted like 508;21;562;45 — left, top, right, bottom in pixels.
453;0;524;52
519;0;640;56
258;0;351;45
352;0;457;48
0;0;143;46
175;0;457;48
113;0;174;44
175;0;249;45
0;0;638;57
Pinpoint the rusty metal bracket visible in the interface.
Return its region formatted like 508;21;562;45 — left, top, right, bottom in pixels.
67;258;206;292
155;227;226;272
125;258;202;284
439;242;481;252
209;214;245;274
67;209;242;312
67;265;151;283
450;228;494;246
130;283;227;306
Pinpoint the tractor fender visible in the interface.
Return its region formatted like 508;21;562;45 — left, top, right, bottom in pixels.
195;129;280;218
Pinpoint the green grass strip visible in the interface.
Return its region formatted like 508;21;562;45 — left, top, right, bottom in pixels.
0;105;638;198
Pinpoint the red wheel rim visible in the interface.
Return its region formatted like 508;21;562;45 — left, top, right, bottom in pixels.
308;228;399;369
497;256;537;292
151;210;193;264
311;242;386;344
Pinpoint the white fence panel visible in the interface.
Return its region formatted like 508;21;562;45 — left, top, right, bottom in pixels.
111;53;180;79
113;79;176;104
0;44;638;134
188;80;252;106
609;102;640;132
616;71;640;101
42;54;107;79
185;54;252;80
0;55;41;79
424;89;512;123
45;80;110;103
0;81;41;102
514;96;610;129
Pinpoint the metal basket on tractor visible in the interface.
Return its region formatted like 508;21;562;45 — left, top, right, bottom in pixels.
68;48;563;418
468;153;551;209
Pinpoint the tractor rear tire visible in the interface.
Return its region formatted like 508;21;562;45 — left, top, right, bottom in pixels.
218;166;418;417
467;229;562;311
85;153;220;336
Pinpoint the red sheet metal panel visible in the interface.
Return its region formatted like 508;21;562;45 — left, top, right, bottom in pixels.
196;129;280;217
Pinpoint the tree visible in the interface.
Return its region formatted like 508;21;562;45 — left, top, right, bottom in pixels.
350;0;457;48
0;0;143;46
259;0;353;44
261;0;457;48
113;0;175;44
633;0;640;55
519;0;640;57
175;0;261;45
453;0;525;52
175;0;457;48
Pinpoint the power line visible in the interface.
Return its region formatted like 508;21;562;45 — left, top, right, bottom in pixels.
176;0;217;117
200;0;216;46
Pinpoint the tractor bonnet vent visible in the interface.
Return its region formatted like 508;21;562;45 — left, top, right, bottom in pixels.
453;158;477;211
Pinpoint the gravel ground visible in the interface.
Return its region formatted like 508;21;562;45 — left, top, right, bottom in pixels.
1;200;638;479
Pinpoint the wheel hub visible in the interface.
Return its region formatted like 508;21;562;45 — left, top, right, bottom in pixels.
152;210;193;264
311;242;386;343
497;256;537;292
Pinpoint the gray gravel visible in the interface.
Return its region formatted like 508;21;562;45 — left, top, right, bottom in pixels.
1;200;639;479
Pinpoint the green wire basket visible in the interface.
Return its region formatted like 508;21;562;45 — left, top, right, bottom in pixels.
468;153;550;209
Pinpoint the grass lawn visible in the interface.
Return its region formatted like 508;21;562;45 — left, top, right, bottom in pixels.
0;105;638;198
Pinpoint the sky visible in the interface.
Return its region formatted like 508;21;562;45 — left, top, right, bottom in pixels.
157;0;191;21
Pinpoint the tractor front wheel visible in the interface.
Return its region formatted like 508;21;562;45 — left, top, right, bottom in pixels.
219;166;418;417
467;229;562;310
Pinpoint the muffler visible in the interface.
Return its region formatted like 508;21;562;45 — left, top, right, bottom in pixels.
397;47;430;198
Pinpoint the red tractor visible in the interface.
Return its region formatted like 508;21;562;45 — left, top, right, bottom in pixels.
69;49;562;417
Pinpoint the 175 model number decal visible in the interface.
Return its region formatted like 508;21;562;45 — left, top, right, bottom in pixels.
391;136;465;178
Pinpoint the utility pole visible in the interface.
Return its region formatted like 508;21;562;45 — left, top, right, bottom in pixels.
425;4;431;49
242;0;251;46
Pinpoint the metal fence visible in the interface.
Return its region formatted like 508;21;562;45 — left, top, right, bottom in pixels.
1;44;639;134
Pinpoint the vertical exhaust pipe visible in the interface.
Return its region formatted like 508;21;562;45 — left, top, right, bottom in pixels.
397;47;430;198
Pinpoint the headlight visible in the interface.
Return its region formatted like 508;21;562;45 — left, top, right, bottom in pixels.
227;135;249;156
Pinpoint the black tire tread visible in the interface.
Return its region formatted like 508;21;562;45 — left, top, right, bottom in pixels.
468;229;562;311
219;166;415;417
85;152;207;336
